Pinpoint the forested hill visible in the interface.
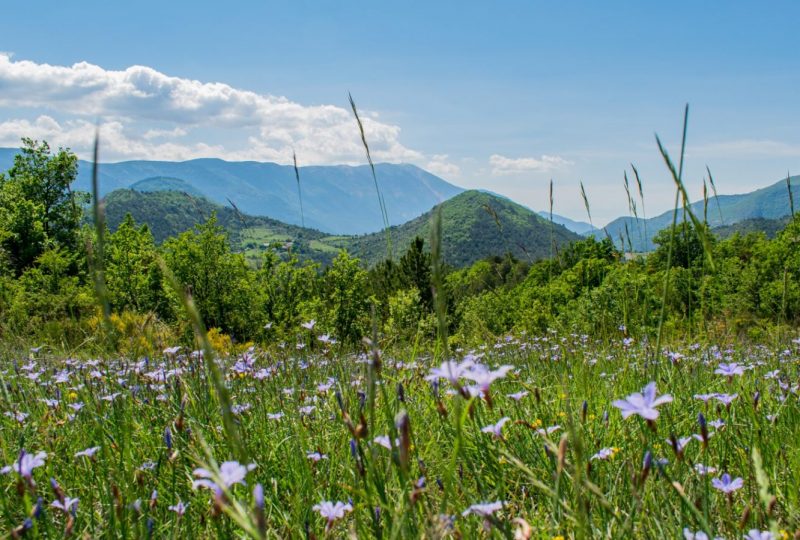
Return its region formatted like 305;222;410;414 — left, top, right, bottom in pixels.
102;188;580;268
103;189;325;243
334;190;581;267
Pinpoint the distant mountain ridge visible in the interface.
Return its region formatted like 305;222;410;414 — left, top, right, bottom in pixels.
600;175;800;251
0;147;464;235
537;211;597;235
2;146;796;249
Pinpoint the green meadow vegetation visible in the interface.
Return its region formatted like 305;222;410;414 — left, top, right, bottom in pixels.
1;112;800;539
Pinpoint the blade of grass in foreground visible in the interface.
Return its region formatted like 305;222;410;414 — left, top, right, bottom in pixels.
653;104;718;369
655;106;715;272
706;166;724;224
293;150;305;228
349;92;392;260
158;259;248;463
430;205;448;360
579;181;594;232
88;127;111;332
631;163;648;246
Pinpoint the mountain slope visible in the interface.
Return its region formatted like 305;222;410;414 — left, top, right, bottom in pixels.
102;189;338;265
335;190;580;267
0;147;465;235
601;175;800;251
537;211;597;235
712;216;792;240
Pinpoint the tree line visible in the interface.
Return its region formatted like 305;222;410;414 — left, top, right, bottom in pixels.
1;140;798;354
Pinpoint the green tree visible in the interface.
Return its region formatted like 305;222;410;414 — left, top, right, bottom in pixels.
0;139;87;274
398;236;433;310
105;213;169;317
323;251;370;344
255;252;321;340
163;214;257;340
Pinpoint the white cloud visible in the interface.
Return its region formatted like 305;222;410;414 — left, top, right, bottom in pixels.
425;154;461;179
0;116;227;162
0;54;423;165
489;153;571;176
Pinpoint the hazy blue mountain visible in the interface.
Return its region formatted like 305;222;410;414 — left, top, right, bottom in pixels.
599;175;800;251
0;147;464;235
537;211;597;235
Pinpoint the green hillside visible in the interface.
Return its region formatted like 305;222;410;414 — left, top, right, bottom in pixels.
602;175;800;251
103;188;580;268
103;189;338;265
712;215;792;240
335;190;580;267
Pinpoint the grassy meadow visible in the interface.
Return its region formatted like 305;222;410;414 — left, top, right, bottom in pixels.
2;333;799;538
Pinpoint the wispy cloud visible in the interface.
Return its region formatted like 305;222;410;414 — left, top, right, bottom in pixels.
0;53;423;164
489;153;571;176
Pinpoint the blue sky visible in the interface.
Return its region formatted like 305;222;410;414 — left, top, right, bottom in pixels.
1;1;798;223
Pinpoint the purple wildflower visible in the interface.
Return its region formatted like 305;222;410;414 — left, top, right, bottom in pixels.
424;359;475;387
711;473;743;493
713;393;738;406
462;501;504;517
463;365;514;394
169;501;188;516
313;500;353;530
612;382;672;420
301;320;316;330
192;461;257;492
306;451;328;462
480;417;511;439
74;447;100;459
2;450;47;480
715;363;745;377
743;531;775;540
51;497;79;513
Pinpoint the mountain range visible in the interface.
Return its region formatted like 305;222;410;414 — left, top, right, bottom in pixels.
1;147;797;252
600;176;800;251
0;148;463;235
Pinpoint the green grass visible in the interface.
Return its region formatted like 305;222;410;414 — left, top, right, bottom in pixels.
1;334;798;538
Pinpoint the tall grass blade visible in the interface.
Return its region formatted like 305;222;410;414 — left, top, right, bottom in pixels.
430;206;448;359
89;128;111;327
349;92;392;259
293;151;305;228
787;172;795;217
579;181;594;231
654;107;715;272
705;166;723;224
631;163;648;244
158;260;248;462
